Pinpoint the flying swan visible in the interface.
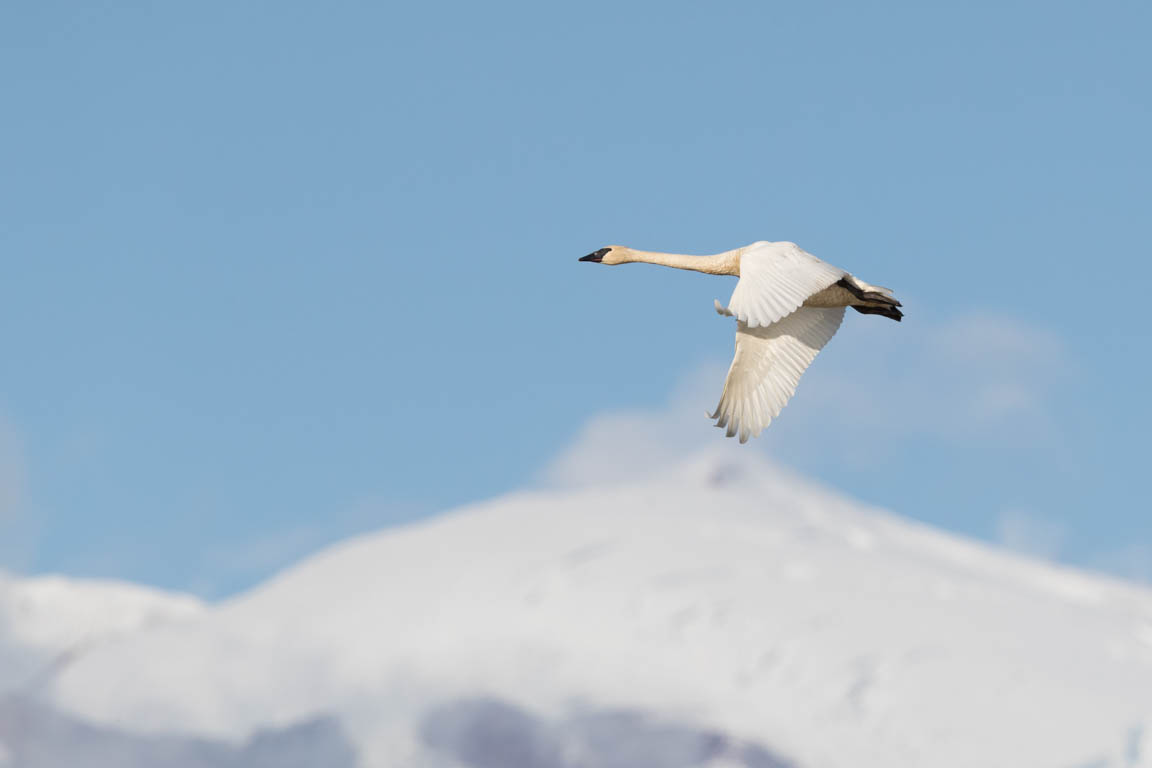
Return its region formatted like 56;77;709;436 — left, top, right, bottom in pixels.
579;241;902;443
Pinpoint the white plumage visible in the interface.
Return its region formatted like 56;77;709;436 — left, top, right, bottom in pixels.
711;306;845;442
725;241;847;328
580;240;902;442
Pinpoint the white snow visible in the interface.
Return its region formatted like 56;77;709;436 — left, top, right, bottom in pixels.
12;450;1152;767
0;571;204;695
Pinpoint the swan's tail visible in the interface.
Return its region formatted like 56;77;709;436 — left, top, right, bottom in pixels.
837;277;903;322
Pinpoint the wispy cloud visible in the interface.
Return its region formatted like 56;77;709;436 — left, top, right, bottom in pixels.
1087;544;1152;584
757;310;1069;466
538;367;748;489
994;507;1152;585
995;508;1066;561
547;311;1069;482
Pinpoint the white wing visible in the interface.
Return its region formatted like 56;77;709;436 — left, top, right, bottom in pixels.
723;241;845;328
710;306;845;443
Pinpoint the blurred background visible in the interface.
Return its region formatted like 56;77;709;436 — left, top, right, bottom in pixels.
2;2;1151;767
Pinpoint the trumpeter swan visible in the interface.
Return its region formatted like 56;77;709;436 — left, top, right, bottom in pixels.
579;241;902;443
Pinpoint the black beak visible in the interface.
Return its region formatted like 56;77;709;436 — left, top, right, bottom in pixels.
579;248;610;263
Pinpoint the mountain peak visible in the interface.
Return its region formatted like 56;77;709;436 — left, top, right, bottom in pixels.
18;463;1152;768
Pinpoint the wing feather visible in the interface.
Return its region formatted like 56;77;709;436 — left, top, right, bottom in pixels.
710;306;845;442
723;241;845;328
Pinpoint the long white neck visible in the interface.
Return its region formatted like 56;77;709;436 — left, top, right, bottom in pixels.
618;247;741;276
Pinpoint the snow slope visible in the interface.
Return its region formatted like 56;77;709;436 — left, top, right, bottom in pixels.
0;572;203;696
38;452;1152;768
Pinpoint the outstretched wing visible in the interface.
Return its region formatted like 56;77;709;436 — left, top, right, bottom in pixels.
723;241;845;328
710;306;846;442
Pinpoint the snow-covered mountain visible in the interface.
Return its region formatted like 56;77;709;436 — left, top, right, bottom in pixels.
7;451;1152;768
0;573;217;767
0;572;203;697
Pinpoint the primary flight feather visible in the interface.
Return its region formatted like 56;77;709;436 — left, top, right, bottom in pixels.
579;240;902;443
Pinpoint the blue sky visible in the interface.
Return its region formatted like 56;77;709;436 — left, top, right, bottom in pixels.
2;1;1150;596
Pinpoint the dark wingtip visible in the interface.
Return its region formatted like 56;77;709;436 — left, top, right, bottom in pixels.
579;247;610;263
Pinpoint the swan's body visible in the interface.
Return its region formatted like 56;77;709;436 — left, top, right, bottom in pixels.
579;240;902;443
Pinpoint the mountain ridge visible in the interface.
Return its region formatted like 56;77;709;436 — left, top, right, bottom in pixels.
6;451;1152;767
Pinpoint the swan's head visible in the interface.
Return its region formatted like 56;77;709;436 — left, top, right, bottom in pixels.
578;246;630;265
